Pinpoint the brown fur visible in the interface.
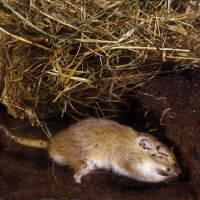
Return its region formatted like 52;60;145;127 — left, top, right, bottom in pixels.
0;117;181;183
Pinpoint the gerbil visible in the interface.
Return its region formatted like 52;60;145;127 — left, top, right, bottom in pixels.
0;117;181;183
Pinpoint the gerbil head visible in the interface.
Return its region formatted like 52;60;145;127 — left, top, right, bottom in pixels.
133;132;181;183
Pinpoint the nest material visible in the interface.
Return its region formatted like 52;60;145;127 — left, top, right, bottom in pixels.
0;0;200;125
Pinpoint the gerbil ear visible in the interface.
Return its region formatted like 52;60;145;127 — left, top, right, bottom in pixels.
139;139;152;150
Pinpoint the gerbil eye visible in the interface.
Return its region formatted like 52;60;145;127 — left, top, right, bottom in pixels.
157;145;169;156
139;139;152;150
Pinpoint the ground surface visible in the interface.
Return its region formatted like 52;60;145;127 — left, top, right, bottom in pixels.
0;71;200;199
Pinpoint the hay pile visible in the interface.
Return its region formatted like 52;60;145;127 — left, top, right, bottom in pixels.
0;0;200;125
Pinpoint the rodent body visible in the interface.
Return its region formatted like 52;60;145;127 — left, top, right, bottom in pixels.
0;117;181;183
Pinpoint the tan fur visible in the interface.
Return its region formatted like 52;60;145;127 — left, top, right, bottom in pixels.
0;125;48;148
0;117;181;183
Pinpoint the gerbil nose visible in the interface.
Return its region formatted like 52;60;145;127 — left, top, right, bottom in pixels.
174;163;181;175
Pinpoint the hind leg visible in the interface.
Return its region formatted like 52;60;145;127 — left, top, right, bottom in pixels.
74;160;100;183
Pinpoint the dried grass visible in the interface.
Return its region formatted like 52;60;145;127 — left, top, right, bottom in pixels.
0;0;200;125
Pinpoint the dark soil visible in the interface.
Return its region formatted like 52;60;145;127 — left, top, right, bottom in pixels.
1;71;200;200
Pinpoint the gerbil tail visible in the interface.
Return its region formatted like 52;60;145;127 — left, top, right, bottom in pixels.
0;124;48;148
